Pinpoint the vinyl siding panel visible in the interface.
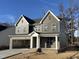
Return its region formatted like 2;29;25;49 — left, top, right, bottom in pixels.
41;13;60;33
16;17;29;34
0;27;15;47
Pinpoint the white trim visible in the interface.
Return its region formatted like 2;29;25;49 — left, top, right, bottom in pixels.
55;35;58;50
29;31;39;36
15;15;23;26
36;36;40;49
40;10;60;24
45;41;47;48
9;38;13;49
30;36;33;48
58;22;60;32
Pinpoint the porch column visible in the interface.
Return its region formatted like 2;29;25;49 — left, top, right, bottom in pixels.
45;41;47;48
30;37;33;48
9;38;13;49
36;36;40;49
55;35;58;50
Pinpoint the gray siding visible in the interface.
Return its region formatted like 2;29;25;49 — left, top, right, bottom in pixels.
16;17;29;34
59;20;68;49
0;27;15;47
34;13;60;33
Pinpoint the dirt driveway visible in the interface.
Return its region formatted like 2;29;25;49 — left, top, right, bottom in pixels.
5;50;79;59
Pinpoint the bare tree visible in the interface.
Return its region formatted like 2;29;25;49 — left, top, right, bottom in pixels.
58;3;65;18
58;0;79;45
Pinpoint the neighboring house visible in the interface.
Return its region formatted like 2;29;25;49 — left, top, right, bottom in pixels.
0;23;14;49
0;27;15;48
9;10;68;51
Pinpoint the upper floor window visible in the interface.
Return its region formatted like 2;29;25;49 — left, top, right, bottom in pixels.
38;28;40;31
43;24;48;31
23;27;26;32
17;26;24;33
17;27;21;32
17;29;19;32
52;24;56;28
22;20;23;23
52;24;56;31
49;15;51;20
35;28;37;31
34;26;37;31
34;26;40;31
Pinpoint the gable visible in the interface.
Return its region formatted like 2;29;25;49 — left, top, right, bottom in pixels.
15;16;30;34
29;31;39;36
40;10;60;24
15;15;29;26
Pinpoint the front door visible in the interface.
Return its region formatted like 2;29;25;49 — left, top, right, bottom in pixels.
33;37;37;48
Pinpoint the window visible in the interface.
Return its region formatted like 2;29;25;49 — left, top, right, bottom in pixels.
52;24;56;27
52;24;56;31
17;27;20;32
49;15;51;20
22;20;23;23
43;24;48;31
34;27;37;31
17;26;24;33
37;26;40;31
23;27;26;32
35;28;37;31
17;29;19;32
52;28;55;31
38;28;40;31
34;26;41;31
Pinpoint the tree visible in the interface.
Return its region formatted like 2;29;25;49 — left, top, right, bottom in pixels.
58;1;79;45
78;20;79;28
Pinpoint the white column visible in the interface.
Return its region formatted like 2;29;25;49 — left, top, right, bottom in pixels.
55;35;58;50
45;41;47;48
30;37;33;48
36;36;40;49
9;38;13;49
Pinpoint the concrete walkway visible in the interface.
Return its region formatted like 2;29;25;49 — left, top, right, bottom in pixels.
0;49;28;59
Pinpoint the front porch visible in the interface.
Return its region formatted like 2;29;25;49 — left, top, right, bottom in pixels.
9;32;60;50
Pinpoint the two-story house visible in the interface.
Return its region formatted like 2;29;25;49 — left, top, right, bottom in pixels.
9;10;68;52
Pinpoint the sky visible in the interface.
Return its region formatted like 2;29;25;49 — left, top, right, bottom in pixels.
0;0;76;24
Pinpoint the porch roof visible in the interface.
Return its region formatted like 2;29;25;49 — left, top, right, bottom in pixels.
39;33;59;37
9;33;59;38
9;34;30;37
9;35;31;40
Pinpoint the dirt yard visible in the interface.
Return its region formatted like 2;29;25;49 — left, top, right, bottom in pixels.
5;49;79;59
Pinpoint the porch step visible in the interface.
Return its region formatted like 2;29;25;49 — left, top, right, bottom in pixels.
42;48;57;53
